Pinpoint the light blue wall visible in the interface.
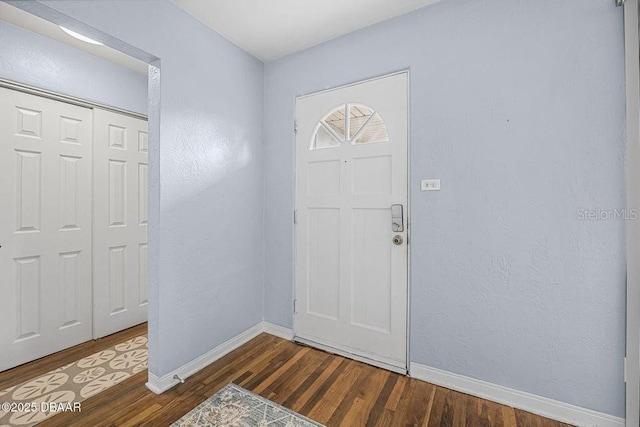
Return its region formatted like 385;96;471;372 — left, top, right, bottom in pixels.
16;0;266;378
263;0;625;417
8;0;626;418
0;20;147;115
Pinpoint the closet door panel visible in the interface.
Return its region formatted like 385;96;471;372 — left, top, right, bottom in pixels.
93;109;148;338
0;88;92;371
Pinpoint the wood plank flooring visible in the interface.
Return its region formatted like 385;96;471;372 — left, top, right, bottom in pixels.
0;324;574;427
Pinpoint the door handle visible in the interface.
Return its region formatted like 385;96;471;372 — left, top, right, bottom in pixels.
391;204;404;232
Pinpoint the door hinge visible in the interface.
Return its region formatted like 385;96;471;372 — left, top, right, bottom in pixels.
294;119;298;134
293;299;298;314
294;209;298;224
624;356;628;382
616;0;625;6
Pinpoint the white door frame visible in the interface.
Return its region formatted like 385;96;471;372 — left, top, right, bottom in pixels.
625;1;640;425
292;70;412;373
0;78;147;121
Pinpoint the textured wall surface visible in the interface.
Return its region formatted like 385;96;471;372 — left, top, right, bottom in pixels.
0;20;148;114
20;0;265;378
9;0;627;418
263;0;626;417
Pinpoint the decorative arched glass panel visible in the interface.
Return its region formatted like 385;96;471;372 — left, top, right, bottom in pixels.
314;125;341;149
310;104;389;150
324;106;346;139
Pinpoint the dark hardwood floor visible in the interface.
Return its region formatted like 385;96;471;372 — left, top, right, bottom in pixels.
0;324;573;426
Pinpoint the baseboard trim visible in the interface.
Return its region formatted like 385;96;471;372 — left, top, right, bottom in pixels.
146;322;293;394
145;325;620;427
409;363;624;427
262;322;294;340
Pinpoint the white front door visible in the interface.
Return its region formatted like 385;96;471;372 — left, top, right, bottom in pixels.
0;88;93;371
294;73;408;372
92;109;148;339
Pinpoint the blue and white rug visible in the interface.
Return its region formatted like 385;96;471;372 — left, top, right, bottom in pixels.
172;383;323;427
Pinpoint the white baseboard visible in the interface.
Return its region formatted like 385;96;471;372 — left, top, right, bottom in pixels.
262;322;294;340
409;363;624;427
146;321;293;394
145;325;621;427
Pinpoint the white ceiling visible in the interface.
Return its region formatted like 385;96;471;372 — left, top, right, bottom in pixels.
170;0;444;62
0;2;148;75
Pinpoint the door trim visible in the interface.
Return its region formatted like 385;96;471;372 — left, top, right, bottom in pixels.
0;78;148;120
624;0;640;425
292;70;411;373
296;69;410;100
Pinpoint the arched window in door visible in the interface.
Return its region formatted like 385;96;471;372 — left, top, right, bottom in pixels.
310;104;389;150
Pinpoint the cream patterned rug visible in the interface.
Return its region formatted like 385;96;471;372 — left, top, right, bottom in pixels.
0;335;147;426
172;383;324;427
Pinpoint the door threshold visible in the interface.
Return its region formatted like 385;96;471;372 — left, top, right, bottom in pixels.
293;336;407;375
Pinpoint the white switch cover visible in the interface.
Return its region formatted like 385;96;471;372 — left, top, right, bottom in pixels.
421;179;441;191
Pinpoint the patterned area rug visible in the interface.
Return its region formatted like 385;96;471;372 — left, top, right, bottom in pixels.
172;383;324;427
0;335;148;426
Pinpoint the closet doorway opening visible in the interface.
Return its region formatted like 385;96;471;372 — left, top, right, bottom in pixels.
0;2;157;372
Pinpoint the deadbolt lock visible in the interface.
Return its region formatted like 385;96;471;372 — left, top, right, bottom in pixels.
392;235;403;245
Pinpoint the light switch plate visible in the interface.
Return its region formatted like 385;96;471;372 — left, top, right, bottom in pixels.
421;179;440;191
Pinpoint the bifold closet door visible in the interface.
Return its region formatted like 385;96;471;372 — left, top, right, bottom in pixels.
0;87;93;371
93;109;148;339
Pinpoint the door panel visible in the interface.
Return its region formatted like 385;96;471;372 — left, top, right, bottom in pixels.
352;155;392;195
307;160;340;195
0;88;93;371
352;208;392;333
294;73;408;371
58;251;82;329
307;208;341;320
93;109;148;338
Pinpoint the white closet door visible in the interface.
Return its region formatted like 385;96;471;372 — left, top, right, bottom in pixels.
0;87;93;371
93;109;148;339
